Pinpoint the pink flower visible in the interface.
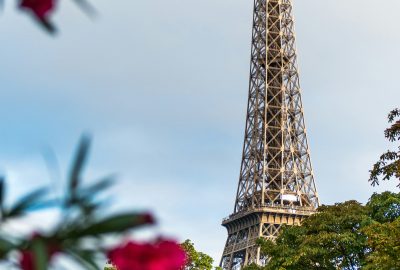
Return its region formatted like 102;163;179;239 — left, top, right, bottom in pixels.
108;239;186;270
19;0;55;20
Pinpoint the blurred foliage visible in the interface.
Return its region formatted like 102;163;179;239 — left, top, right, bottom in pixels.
0;135;154;269
243;192;400;270
370;108;400;187
3;0;95;34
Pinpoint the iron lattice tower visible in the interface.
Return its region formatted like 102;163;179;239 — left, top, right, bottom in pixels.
220;0;320;268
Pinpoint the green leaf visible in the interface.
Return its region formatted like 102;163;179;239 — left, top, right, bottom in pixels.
0;237;15;258
36;17;57;34
73;0;97;17
81;176;115;198
0;177;4;217
6;188;48;218
32;239;48;270
68;134;91;204
67;248;100;270
70;213;153;238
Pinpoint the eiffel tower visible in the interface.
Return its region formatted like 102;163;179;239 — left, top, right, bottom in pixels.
220;0;320;268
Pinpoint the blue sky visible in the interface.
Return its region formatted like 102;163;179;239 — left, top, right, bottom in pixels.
1;0;400;265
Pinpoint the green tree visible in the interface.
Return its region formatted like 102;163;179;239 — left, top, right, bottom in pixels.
244;192;400;270
243;263;263;270
180;240;214;270
257;201;371;270
362;192;400;270
362;218;400;270
370;108;400;187
366;191;400;223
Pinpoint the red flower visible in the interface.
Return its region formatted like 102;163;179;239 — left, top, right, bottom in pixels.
19;0;55;19
108;239;186;270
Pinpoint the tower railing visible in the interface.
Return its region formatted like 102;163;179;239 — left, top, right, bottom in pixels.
222;204;316;224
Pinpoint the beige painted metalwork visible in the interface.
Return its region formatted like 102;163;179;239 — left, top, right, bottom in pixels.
220;0;320;268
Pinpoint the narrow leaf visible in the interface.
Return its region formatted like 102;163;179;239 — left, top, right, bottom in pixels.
6;188;48;218
73;0;97;18
0;238;15;254
37;18;57;34
0;177;4;216
68;134;91;201
67;249;100;270
81;176;115;197
32;239;48;270
70;213;154;238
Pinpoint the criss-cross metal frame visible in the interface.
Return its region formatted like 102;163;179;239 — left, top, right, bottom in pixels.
220;0;320;268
